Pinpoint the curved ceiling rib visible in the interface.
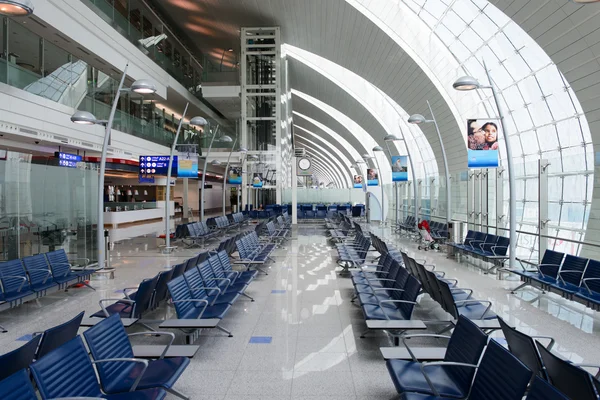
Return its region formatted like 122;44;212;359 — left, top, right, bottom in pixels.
293;125;354;186
294;135;350;188
285;44;437;178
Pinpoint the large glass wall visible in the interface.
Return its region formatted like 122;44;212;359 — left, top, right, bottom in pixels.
352;0;593;258
0;151;98;263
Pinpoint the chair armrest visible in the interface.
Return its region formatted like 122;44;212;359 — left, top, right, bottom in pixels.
1;276;28;292
122;287;138;299
420;362;478;396
491;246;508;256
373;288;405;292
451;288;473;299
401;334;452;362
128;331;175;359
98;298;135;318
530;335;555;350
92;358;149;391
31;269;53;284
441;278;458;286
454;300;493;319
557;270;585;284
172;299;209;318
583;278;600;294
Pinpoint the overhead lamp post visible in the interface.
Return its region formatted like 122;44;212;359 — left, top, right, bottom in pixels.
384;134;401;226
408;100;451;224
221;138;239;215
0;0;33;16
71;63;156;269
235;147;248;213
162;103;206;253
372;146;386;224
245;154;259;212
453;68;517;269
200;133;232;221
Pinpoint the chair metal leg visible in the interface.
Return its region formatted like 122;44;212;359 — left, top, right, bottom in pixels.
241;292;255;302
80;280;96;291
216;324;233;337
0;325;6;333
166;387;190;400
359;328;370;339
510;282;529;294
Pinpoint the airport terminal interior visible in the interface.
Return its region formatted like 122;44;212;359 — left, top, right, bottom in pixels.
2;0;600;399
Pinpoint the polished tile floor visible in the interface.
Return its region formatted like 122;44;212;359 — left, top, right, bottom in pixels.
2;223;600;399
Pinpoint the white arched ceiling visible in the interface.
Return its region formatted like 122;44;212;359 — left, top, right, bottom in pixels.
285;44;438;178
297;143;345;188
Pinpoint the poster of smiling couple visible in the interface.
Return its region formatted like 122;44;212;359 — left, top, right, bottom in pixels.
467;119;500;168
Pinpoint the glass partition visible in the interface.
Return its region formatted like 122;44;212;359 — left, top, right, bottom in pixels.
0;151;99;263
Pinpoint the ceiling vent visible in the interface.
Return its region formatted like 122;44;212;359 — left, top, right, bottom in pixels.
294;148;305;158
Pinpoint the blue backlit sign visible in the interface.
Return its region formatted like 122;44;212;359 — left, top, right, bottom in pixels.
139;155;177;176
55;152;82;168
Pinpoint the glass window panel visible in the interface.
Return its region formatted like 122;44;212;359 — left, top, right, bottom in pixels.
470;12;496;42
452;0;480;23
449;38;471;63
518;129;539;156
528;100;553;128
556;119;585;149
510;107;534;132
538;125;560;153
458;28;484;53
503;53;532;82
423;0;447;19
441;10;465;36
487;34;513;66
546;90;576;122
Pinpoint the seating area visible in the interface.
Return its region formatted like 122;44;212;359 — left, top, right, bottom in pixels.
505;249;600;311
0;249;98;332
2;212;600;399
448;229;511;273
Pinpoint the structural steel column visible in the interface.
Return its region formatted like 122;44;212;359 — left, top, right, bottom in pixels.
539;159;549;262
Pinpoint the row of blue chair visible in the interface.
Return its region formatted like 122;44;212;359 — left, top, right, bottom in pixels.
0;249;97;331
507;249;600;310
235;230;278;275
449;229;510;273
336;231;371;273
167;250;258;337
0;313;189;399
351;253;421;338
386;316;570;400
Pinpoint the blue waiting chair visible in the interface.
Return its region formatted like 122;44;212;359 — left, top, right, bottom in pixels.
83;314;189;399
536;340;599;400
30;336;166;399
45;249;96;290
387;316;488;398
0;259;35;304
21;255;58;295
574;259;600;309
91;275;158;319
526;376;568;400
0;334;41;381
167;275;232;337
399;339;532;400
35;311;84;360
0;369;38;400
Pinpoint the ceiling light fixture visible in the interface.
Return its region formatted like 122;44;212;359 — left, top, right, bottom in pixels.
0;0;33;16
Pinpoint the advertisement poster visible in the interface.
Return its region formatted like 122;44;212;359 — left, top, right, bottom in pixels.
367;169;379;186
176;145;198;178
391;156;408;182
467;119;499;168
353;175;364;189
228;167;242;184
252;173;264;188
